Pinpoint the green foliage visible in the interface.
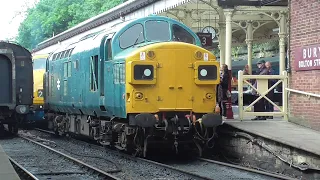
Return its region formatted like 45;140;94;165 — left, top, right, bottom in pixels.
16;0;122;50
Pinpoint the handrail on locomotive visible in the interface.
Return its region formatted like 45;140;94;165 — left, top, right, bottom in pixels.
237;70;289;121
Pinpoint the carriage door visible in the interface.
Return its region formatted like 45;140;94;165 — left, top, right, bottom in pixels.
0;54;12;104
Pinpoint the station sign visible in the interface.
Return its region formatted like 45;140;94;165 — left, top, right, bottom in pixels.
196;33;212;47
294;44;320;71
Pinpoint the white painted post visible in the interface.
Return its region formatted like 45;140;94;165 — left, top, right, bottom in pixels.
219;22;226;66
246;21;253;75
279;12;287;73
224;9;233;70
238;70;244;121
282;71;288;121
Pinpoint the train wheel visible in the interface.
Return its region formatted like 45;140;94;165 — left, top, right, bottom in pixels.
0;124;4;137
8;123;18;135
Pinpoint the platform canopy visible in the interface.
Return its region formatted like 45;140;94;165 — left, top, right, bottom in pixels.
155;0;288;73
158;0;288;47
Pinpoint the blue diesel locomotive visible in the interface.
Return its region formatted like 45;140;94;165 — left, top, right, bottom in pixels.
44;15;222;157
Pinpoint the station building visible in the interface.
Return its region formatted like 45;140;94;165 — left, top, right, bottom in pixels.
289;0;320;131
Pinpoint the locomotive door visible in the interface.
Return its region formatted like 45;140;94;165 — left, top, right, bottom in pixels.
113;63;125;116
157;49;177;110
174;49;193;110
0;55;12;104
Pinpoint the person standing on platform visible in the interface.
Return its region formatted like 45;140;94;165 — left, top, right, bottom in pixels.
243;64;250;75
216;64;230;117
265;61;275;119
251;60;268;120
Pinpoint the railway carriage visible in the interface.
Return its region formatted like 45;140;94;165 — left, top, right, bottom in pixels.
0;41;33;134
44;15;222;157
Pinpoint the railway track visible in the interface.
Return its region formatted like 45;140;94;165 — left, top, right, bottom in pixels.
11;129;209;180
8;156;39;180
1;136;119;180
29;128;298;180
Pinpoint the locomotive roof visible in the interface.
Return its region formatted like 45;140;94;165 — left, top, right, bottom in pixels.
50;15;201;59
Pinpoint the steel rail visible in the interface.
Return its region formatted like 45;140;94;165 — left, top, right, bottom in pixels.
33;128;212;180
34;128;298;180
8;156;39;180
198;158;298;180
18;135;120;180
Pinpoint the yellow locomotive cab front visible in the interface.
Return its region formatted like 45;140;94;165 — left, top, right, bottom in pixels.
32;54;48;106
125;42;220;114
33;69;45;105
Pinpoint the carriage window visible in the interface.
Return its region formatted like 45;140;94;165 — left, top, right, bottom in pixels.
145;20;170;41
172;24;195;44
119;23;144;49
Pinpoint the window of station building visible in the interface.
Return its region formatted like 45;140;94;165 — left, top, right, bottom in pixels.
145;20;170;41
90;55;99;91
172;24;195;44
119;23;144;49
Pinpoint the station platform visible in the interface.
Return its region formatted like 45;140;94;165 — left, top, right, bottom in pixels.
223;118;320;157
0;144;20;180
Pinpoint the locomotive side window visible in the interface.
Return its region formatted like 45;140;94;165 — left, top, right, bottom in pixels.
113;63;125;84
64;62;68;78
172;24;195;44
107;39;112;60
67;61;72;77
145;20;170;41
119;23;144;49
90;55;99;91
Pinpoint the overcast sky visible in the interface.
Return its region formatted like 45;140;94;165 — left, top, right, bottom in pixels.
0;0;38;40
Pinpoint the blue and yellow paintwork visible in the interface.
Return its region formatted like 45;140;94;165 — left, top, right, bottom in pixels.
44;15;222;156
46;16;220;118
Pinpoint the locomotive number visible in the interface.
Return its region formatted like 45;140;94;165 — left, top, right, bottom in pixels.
38;90;43;97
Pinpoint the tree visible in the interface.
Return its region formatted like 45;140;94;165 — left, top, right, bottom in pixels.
16;0;122;50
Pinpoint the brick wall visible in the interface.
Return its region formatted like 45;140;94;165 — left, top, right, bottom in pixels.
289;0;320;131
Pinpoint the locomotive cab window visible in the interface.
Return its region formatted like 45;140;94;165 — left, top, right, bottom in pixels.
145;20;170;41
172;24;195;44
33;58;46;70
119;23;144;49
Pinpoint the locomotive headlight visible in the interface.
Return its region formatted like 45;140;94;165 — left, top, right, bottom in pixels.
16;105;29;114
144;69;152;77
200;69;208;77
